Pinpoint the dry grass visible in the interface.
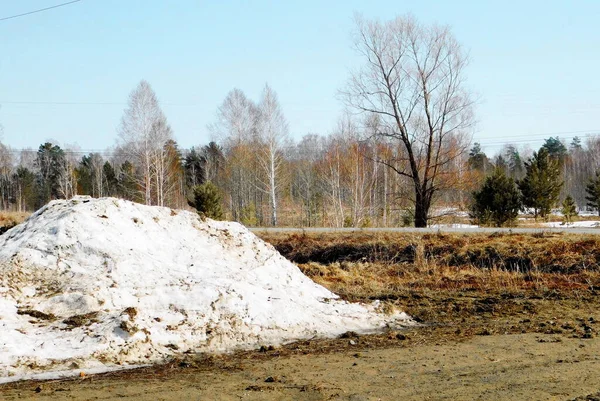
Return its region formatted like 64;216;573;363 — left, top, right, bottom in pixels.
0;211;30;233
259;231;600;301
259;231;600;333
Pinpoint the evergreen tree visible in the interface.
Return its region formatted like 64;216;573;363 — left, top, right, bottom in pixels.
570;136;582;151
561;195;578;224
12;166;37;211
468;142;489;172
76;154;94;196
184;147;206;189
159;139;185;207
518;147;563;219
35;142;65;207
493;154;508;172
585;170;600;216
103;161;118;197
542;136;567;165
504;145;524;179
201;141;224;184
118;161;141;202
470;168;522;227
189;182;224;220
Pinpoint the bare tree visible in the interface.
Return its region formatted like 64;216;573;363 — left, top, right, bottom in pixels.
118;80;171;205
210;89;259;221
0;142;13;210
148;119;176;207
56;145;79;199
342;14;474;227
318;134;347;227
293;134;323;227
255;84;290;226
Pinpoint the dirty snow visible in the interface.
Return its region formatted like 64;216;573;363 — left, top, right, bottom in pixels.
0;197;412;382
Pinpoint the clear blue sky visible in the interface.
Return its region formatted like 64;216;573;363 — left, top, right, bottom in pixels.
1;0;599;156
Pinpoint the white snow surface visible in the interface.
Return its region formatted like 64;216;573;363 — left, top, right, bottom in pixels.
429;224;479;229
541;220;600;228
0;197;412;382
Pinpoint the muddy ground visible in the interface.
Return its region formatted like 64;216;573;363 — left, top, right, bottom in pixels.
2;290;600;400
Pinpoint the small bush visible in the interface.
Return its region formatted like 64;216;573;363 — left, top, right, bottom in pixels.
470;168;521;227
240;203;258;226
561;195;578;224
188;182;224;220
401;209;414;227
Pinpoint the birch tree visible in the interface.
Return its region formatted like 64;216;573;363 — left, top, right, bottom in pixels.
55;146;78;199
293;134;323;227
0;142;13;210
118;80;170;205
255;84;289;226
148;120;176;207
210;89;258;221
342;14;474;227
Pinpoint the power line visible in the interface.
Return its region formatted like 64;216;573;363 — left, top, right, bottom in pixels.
0;101;124;106
477;133;599;145
474;129;600;141
0;100;201;107
0;0;82;22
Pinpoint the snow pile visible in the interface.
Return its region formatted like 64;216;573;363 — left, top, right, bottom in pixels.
0;197;412;382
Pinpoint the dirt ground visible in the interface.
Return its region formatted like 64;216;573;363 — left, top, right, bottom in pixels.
1;334;599;400
2;292;600;401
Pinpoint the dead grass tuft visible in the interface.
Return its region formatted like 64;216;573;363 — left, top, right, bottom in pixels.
0;211;30;234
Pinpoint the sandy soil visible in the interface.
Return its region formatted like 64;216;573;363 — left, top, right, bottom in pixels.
2;328;599;401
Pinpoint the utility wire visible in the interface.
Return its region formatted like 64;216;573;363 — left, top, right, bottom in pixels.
0;100;200;107
0;0;82;22
3;133;600;157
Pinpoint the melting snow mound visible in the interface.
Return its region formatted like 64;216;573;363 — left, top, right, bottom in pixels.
0;197;412;382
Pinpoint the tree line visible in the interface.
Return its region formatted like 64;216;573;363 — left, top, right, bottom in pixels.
469;138;600;226
0;82;598;227
0;14;597;227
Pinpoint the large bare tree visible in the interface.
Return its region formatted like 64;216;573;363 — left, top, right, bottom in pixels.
342;14;474;227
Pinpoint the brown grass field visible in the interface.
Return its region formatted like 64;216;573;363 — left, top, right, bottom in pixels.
3;229;600;399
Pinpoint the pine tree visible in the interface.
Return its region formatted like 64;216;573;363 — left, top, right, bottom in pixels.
103;161;118;197
118;161;142;203
468;142;489;172
518;147;563;219
585;170;600;216
542;136;567;165
570;136;582;151
189;182;224;220
561;195;578;224
35;142;66;207
470;168;522;227
504;145;524;179
184;147;206;189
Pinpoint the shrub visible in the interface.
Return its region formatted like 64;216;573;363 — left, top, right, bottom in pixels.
518;147;563;219
470;168;522;227
188;182;224;220
561;195;578;224
240;203;258;226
